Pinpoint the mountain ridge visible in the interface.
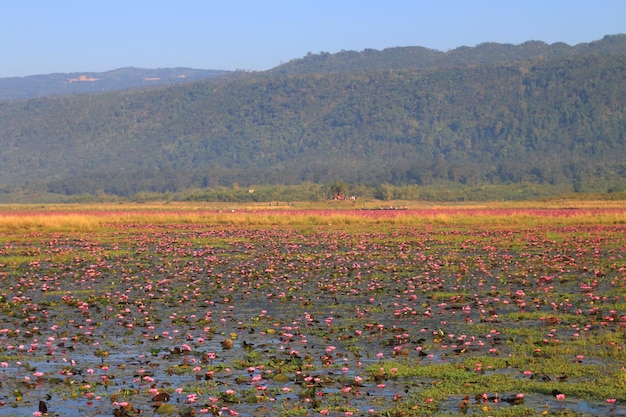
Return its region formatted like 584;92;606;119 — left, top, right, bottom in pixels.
270;34;626;74
4;34;625;101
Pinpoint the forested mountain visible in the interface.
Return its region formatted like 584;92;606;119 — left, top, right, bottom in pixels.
0;35;625;200
0;67;230;101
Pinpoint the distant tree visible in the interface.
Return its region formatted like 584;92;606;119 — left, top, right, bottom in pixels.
328;181;349;200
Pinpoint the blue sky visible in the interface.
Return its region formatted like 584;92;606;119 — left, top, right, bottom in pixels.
1;0;624;77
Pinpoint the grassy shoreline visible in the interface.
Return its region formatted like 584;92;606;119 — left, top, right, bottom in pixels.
0;199;625;233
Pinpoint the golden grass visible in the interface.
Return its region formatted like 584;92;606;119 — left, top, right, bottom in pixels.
0;212;106;232
0;200;624;233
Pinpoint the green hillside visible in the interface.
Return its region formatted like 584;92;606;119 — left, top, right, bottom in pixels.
0;36;625;201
